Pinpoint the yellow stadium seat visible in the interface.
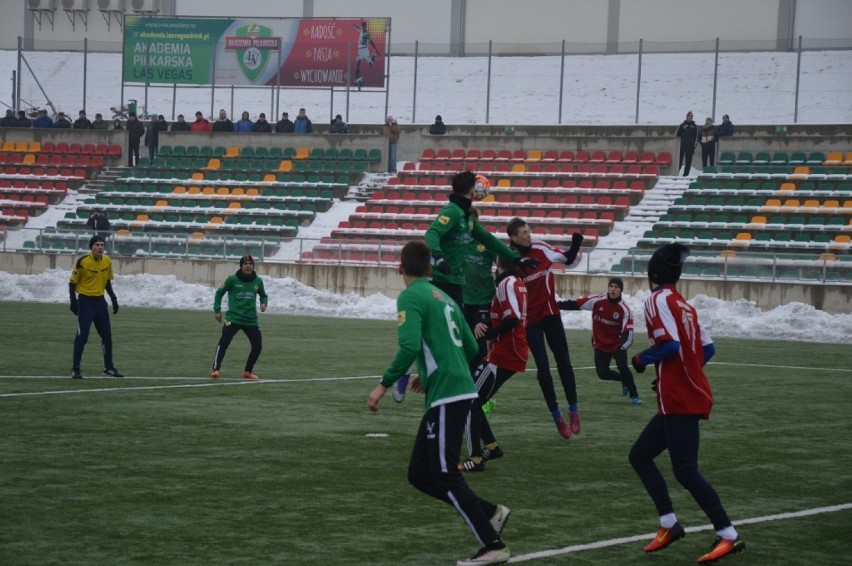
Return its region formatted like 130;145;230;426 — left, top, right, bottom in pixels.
1;140;15;151
209;216;224;224
832;234;850;244
28;141;41;153
719;250;737;258
190;231;205;240
22;154;36;165
496;179;511;188
802;200;819;208
526;150;542;163
823;200;839;208
154;200;169;207
205;158;221;170
263;174;276;182
779;182;796;191
818;252;837;262
231;187;245;196
228;202;242;209
764;198;782;207
246;187;260;196
479;194;495;202
188;186;202;195
277;160;293;172
511;163;526;173
844;200;852;208
173;186;187;194
782;199;800;208
14;141;28;152
202;187;216;195
294;147;310;160
191;172;205;180
115;229;131;238
216;187;230;195
135;214;149;222
787;166;809;180
735;232;752;240
750;216;767;224
824;151;843;165
844;152;852;165
225;146;240;158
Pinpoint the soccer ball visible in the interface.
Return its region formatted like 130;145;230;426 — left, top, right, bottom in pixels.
473;174;491;200
354;76;365;86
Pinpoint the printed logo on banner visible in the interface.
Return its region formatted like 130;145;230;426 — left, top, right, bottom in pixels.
224;23;281;83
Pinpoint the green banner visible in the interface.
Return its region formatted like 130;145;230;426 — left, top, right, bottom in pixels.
123;16;232;85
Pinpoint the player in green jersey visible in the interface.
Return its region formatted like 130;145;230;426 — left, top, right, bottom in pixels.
211;255;268;380
367;241;511;566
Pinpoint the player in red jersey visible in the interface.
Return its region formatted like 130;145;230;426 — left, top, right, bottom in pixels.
460;255;528;472
506;218;584;439
629;243;744;563
558;277;641;404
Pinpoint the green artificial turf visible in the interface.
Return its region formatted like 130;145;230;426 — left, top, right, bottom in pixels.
0;301;850;565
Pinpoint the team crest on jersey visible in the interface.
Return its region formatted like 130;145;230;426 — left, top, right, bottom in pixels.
397;310;406;326
476;243;486;253
438;215;450;225
613;312;620;320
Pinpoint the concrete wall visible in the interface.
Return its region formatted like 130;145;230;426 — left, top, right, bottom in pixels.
2;252;849;313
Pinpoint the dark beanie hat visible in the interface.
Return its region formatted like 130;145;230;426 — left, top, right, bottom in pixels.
239;255;254;266
88;235;105;249
608;277;624;291
648;243;690;285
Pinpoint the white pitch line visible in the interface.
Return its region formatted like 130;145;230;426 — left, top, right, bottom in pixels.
509;502;852;562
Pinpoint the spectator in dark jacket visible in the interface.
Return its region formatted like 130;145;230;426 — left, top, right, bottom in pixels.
252;113;273;133
212;109;234;132
92;113;109;130
429;115;447;135
275;112;294;133
293;108;312;133
112;118;124;130
715;114;734;137
16;111;31;128
675;111;698;176
54;112;72;129
0;110;17;127
330;114;349;134
144;117;162;164
699;117;717;168
235;111;253;133
126;113;145;166
170;114;190;132
73;110;93;129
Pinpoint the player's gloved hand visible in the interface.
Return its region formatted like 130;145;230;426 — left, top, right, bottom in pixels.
632;354;646;373
111;298;119;315
70;299;78;315
516;257;539;269
434;257;450;274
557;300;578;311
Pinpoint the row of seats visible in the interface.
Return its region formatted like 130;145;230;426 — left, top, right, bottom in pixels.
405;161;660;177
159;144;381;163
0;165;86;179
673;195;852;210
703;164;850;176
0;153;106;168
0;192;51;205
718;151;849;167
392;175;646;193
690;179;851;192
372;187;635;208
613;254;851;282
126;168;351;188
420;148;672;166
145;156;369;176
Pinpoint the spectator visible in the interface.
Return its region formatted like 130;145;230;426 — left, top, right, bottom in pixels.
293;108;312;133
86;209;113;254
54;112;72;129
211;109;234;132
156;114;169;133
275;111;294;133
190;111;212;132
91;113;109;130
16;110;32;128
675;111;698;176
251;113;272;133
699;117;717;169
0;109;17;127
429;114;447;135
170;114;190;132
716;114;734;137
33;109;53;128
330;114;348;134
126;113;145;166
381;115;401;173
235;111;253;133
144;117;161;164
73;110;93;130
112;118;124;130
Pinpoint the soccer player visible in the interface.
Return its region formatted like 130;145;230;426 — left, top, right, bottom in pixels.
211;255;268;380
462;208;498;370
558;277;641;404
629;243;745;563
460;255;528;472
353;20;381;85
367;241;511;566
425;170;534;308
507;217;583;439
69;235;122;379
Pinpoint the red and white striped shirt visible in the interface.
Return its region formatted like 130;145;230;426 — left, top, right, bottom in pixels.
575;293;634;353
486;273;528;373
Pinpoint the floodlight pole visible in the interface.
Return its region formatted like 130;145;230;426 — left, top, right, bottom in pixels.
412;40;418;123
486;40;492;124
634;38;643;124
711;37;719;120
794;35;802;123
83;38;88;113
558;40;565;124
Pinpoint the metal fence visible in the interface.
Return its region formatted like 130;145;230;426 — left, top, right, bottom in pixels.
7;37;852;127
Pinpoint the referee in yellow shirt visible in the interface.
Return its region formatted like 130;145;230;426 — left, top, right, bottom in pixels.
70;235;122;379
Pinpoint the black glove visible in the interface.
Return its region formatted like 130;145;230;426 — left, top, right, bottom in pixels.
70;299;78;315
111;298;119;315
557;300;578;311
632;354;646;374
516;256;539;269
434;257;450;274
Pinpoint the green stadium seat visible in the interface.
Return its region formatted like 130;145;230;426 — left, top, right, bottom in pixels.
735;152;753;164
159;145;172;156
185;146;200;157
171;145;186;157
718;152;735;165
753;152;770;165
367;148;382;163
338;148;353;161
255;147;268;159
806;152;826;165
788;152;807;165
241;147;255;159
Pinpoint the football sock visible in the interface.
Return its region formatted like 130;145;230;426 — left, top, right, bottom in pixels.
660;513;678;529
551;409;562;420
717;526;738;540
485;442;499;451
569;403;578;413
